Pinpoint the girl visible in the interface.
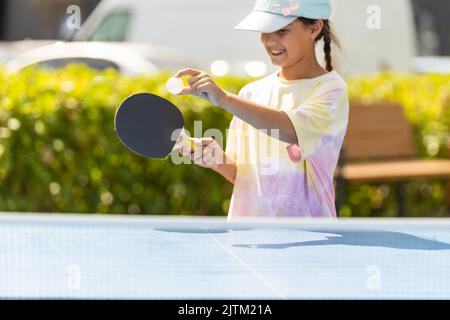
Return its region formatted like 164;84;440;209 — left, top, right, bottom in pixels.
176;0;349;219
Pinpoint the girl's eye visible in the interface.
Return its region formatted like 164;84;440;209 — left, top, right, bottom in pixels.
277;29;288;34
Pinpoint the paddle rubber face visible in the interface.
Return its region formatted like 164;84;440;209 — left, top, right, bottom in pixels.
114;93;184;159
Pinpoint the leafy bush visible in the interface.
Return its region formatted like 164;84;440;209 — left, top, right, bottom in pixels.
0;65;448;216
343;72;450;217
347;72;450;158
0;65;248;215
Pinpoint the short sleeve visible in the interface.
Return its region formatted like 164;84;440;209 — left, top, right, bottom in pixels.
282;80;348;161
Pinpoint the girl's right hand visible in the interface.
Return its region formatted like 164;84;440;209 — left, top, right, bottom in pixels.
180;137;228;170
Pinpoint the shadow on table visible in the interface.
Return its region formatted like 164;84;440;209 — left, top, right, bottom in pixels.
154;227;252;234
233;230;450;251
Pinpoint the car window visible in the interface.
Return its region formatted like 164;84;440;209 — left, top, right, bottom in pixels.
87;10;131;42
36;58;119;71
411;0;450;55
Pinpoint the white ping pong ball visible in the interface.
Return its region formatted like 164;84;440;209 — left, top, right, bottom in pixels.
166;77;184;95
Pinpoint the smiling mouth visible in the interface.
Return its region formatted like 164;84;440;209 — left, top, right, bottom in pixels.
270;49;286;56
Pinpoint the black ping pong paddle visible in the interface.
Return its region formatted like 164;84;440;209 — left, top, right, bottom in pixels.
114;93;194;159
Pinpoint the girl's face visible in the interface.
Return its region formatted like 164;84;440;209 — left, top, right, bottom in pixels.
260;20;322;68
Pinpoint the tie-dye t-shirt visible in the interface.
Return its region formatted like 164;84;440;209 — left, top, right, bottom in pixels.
225;69;349;220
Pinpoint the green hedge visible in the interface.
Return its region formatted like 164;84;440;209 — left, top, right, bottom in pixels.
344;72;450;217
0;65;449;216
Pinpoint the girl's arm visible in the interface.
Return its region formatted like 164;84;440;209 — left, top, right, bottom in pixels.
213;162;237;185
174;68;298;145
218;92;298;145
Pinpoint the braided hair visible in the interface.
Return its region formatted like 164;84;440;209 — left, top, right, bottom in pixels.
298;17;341;72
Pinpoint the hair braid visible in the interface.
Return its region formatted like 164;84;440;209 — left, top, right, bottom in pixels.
321;21;333;71
298;18;341;72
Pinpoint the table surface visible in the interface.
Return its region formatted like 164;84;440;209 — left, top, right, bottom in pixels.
1;213;450;299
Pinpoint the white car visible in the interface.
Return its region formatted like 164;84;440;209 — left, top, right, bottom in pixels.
73;0;418;76
0;48;14;63
0;40;60;63
6;41;196;75
412;56;450;74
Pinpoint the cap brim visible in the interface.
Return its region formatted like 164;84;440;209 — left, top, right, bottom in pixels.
234;11;297;33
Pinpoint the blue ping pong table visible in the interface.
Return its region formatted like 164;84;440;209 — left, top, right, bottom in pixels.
1;213;450;299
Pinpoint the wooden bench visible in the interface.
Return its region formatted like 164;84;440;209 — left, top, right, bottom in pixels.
334;103;450;216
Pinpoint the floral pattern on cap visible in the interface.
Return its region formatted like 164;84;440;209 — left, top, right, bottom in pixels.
255;0;301;16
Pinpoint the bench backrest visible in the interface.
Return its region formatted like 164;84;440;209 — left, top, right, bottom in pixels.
342;103;416;161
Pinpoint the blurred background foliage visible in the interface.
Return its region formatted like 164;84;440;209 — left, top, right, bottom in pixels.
344;72;450;217
0;64;449;216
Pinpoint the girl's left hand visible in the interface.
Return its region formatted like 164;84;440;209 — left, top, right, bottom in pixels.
180;137;226;171
174;68;228;106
